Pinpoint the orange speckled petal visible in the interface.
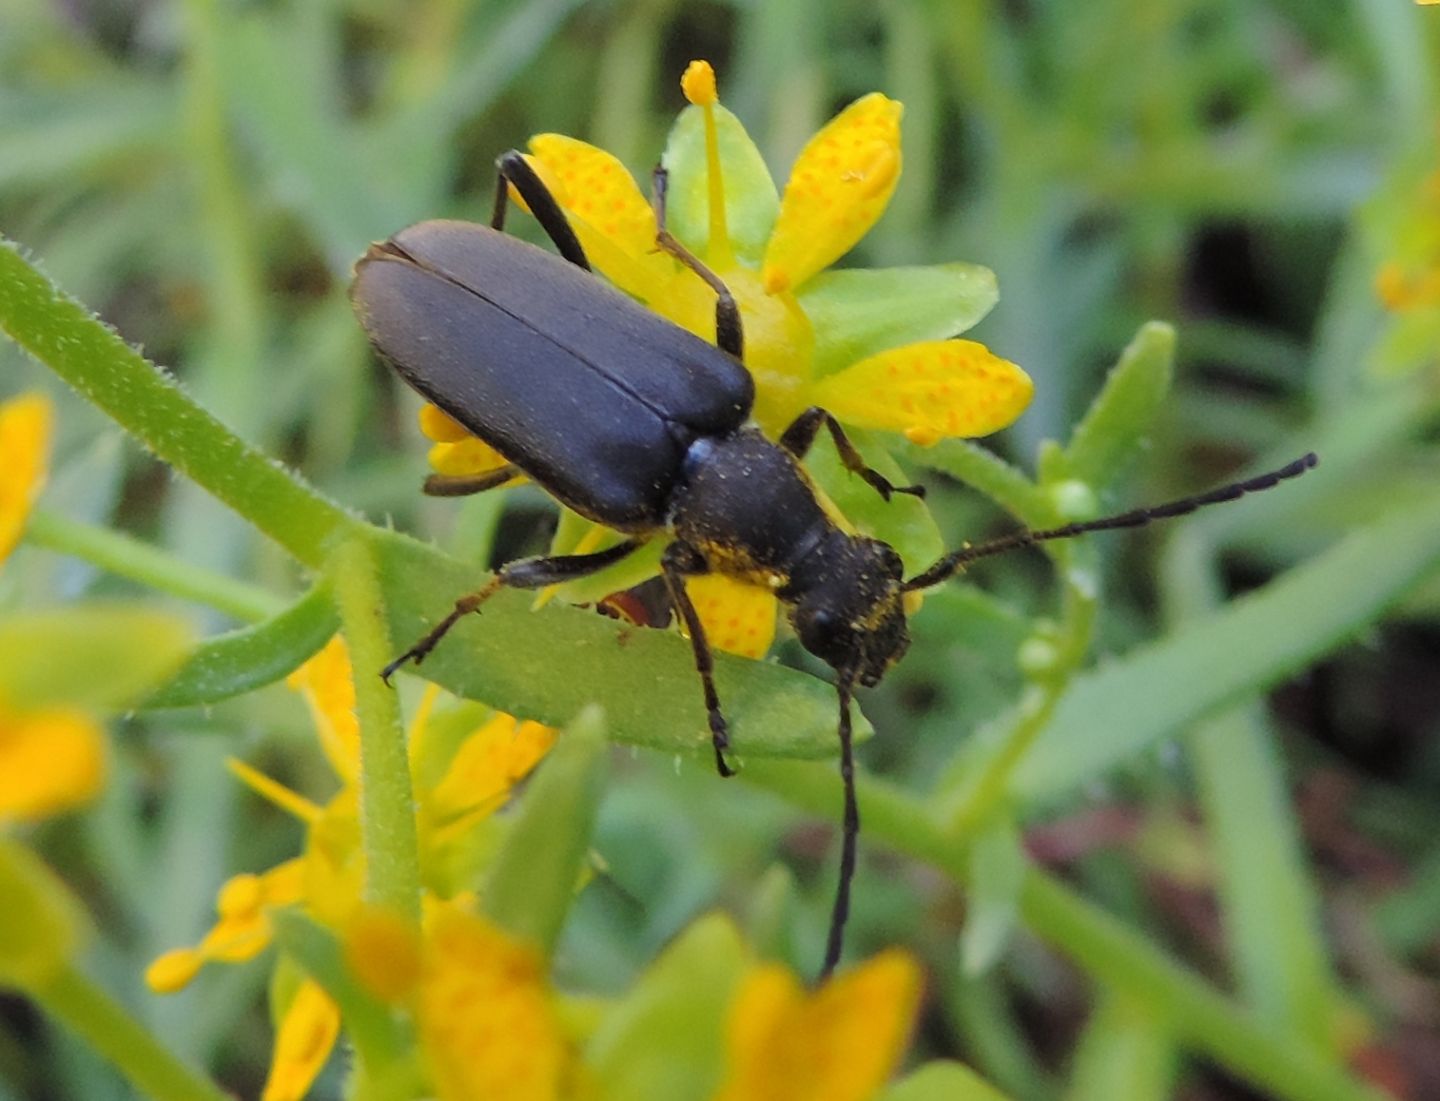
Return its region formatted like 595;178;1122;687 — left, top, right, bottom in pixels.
686;574;778;660
525;136;675;303
761;94;903;294
417;905;570;1101
811;340;1033;446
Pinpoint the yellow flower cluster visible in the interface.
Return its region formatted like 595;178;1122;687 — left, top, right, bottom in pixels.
146;636;557;1099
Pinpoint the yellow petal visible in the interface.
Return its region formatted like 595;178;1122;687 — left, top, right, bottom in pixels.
429;714;557;822
417;904;570;1101
419;403;471;443
0;392;53;562
761;94;903;294
0;705;105;822
428;437;512;478
525;136;675;303
686;575;778;659
146;948;204;994
711;950;922;1101
811;339;1033;445
261;978;341;1101
287;636;360;784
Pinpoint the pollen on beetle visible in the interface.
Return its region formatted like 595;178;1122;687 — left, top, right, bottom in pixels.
681;59;718;106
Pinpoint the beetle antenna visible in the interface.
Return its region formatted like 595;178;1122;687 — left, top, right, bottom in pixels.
904;453;1318;592
820;666;860;983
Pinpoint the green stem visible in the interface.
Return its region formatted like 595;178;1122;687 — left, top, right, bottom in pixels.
745;762;1388;1101
940;548;1098;836
32;964;229;1101
27;511;283;622
328;537;421;924
0;238;354;567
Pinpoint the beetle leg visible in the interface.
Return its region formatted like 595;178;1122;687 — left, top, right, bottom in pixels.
659;541;736;778
492;151;592;271
650;166;745;361
422;465;522;497
382;537;648;682
779;406;926;502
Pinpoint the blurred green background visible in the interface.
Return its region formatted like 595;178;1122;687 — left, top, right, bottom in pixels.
2;0;1439;1099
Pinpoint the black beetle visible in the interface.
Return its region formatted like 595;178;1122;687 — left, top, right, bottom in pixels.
351;151;1317;979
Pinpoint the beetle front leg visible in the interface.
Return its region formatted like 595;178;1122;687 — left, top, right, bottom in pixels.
492;151;591;271
659;541;736;778
779;406;925;502
382;537;649;682
650;166;744;361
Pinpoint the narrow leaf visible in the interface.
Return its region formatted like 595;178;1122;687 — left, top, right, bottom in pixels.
961;818;1025;975
882;1062;1013;1101
586;914;747;1101
483;705;606;955
1013;487;1440;803
0;607;192;712
1061;321;1174;490
146;585;336;709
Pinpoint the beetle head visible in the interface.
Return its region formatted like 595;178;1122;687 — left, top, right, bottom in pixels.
789;537;910;688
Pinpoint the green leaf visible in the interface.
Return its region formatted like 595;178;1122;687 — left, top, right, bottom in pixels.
483;705;606;955
0;606;193;712
801;263;999;378
1012;486;1440;804
881;1062;1014;1101
145;585;336;709
587;913;747;1101
270;910;404;1069
663;103;779;266
1065;993;1177;1101
1057;321;1175;490
961;818;1025;975
373;529;868;761
0;840;87;990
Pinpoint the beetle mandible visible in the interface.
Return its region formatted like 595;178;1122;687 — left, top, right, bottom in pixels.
351;151;1317;980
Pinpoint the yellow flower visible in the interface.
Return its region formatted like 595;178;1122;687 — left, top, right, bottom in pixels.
424;61;1031;658
147;635;556;1100
710;949;923;1101
1371;156;1440;376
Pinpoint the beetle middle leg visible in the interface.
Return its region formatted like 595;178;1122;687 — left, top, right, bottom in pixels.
492;151;591;272
650;166;744;361
422;464;522;497
780;406;925;502
382;537;649;682
659;541;736;778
